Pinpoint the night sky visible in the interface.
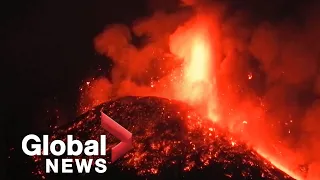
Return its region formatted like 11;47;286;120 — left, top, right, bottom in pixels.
4;0;151;135
4;2;149;177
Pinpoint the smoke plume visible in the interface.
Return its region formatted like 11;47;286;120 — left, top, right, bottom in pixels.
81;0;320;179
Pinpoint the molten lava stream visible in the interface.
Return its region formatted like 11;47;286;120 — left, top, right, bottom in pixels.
256;149;304;180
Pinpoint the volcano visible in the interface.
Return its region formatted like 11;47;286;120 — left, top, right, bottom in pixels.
8;96;296;180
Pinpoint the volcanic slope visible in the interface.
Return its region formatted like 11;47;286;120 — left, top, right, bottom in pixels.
30;96;295;180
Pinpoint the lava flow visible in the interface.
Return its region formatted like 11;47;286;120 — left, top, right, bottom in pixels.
30;96;295;180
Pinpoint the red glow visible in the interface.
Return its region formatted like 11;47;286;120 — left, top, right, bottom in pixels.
169;14;219;122
169;14;304;180
79;11;310;180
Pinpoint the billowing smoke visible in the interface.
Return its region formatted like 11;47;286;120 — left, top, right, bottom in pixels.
79;9;193;108
217;1;320;179
80;0;320;179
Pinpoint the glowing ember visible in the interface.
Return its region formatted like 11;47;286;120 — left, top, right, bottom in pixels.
29;96;295;179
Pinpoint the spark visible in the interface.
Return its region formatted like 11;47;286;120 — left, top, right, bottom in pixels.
29;97;297;180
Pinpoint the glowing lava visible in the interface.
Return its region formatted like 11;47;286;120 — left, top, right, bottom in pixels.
27;96;295;180
78;12;307;180
169;14;218;121
168;14;304;180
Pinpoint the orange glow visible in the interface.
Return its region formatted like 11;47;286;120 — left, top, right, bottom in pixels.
181;32;213;105
79;11;310;180
169;15;218;122
257;149;304;180
168;14;304;179
185;33;211;83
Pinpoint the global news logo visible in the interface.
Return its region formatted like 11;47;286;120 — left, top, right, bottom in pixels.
21;112;133;173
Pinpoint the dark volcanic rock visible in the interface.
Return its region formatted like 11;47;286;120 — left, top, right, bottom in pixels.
9;96;295;180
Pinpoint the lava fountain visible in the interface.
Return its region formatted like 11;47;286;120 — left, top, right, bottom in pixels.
168;14;304;180
169;14;219;122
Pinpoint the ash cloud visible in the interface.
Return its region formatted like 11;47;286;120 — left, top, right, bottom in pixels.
82;0;320;179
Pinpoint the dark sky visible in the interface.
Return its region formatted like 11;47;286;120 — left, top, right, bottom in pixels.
4;0;151;138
